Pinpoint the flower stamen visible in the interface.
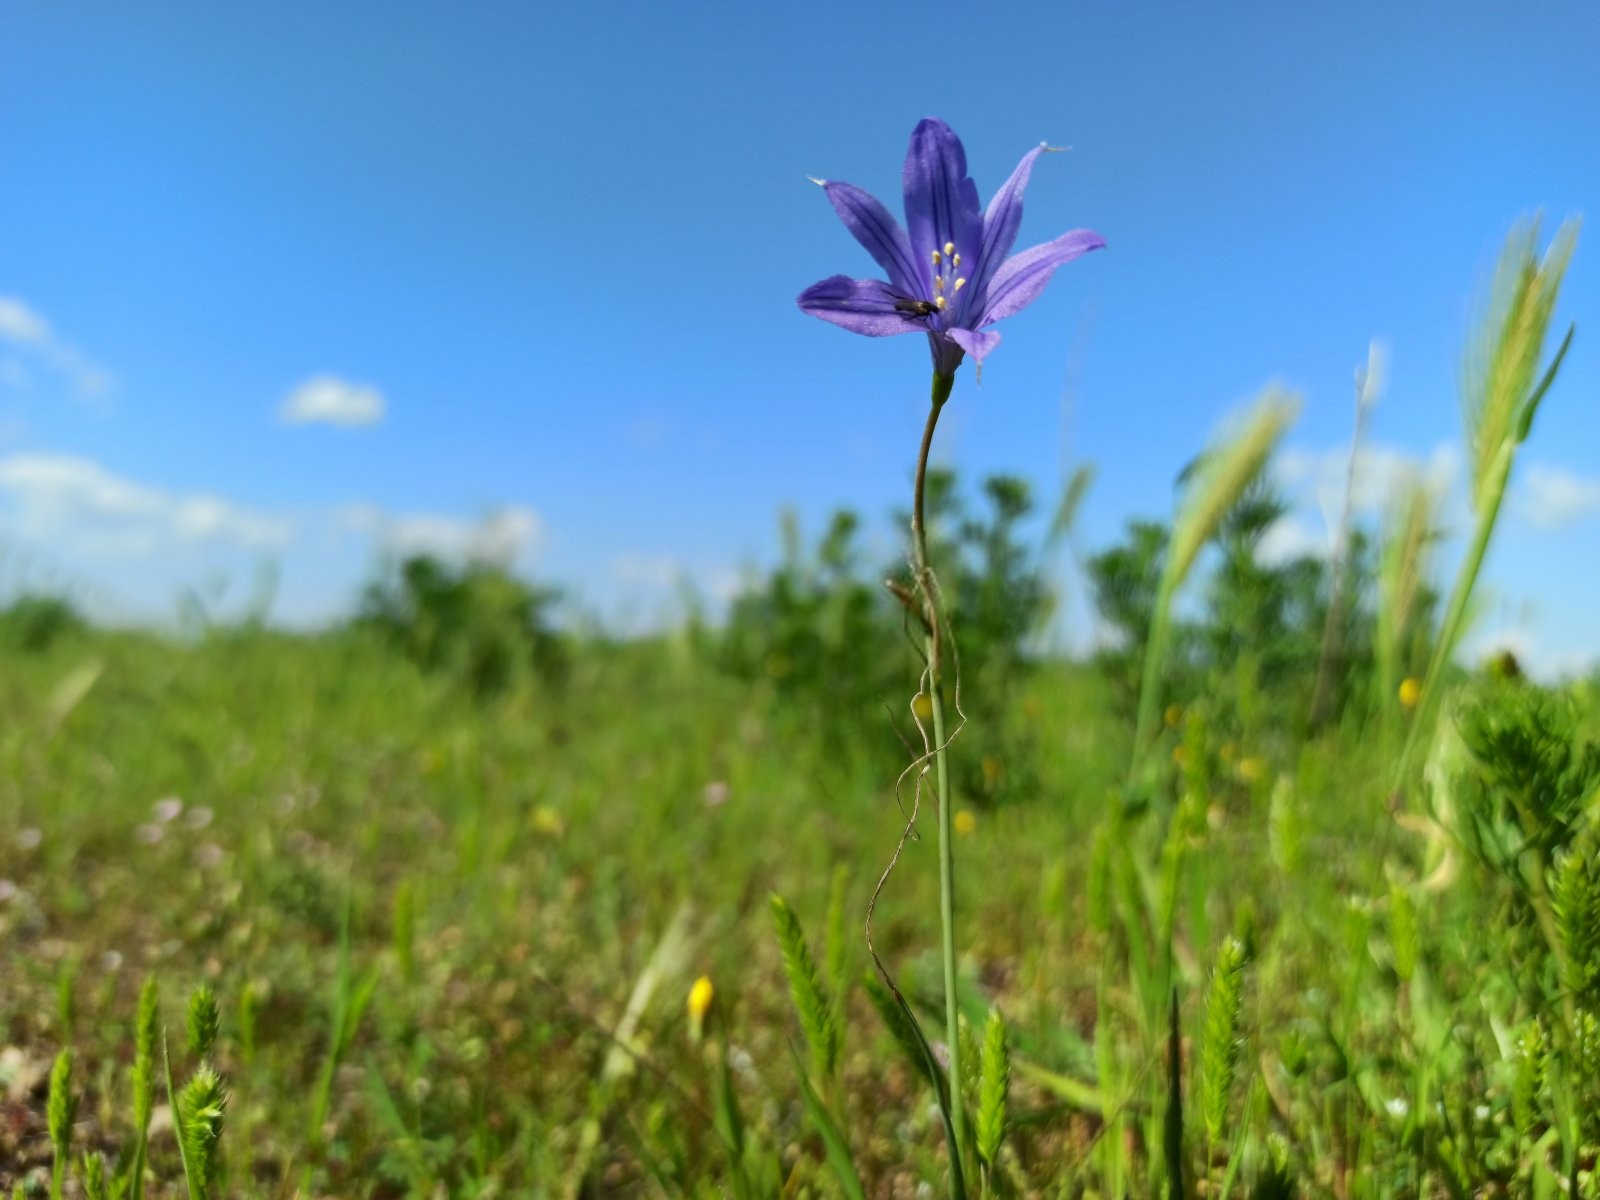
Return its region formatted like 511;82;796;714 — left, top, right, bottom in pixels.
931;249;942;265
943;241;955;256
934;295;947;310
953;277;966;292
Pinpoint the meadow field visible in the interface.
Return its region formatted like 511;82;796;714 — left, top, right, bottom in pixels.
2;223;1596;1199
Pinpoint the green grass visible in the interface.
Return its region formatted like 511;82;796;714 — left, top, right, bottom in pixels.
4;617;1590;1195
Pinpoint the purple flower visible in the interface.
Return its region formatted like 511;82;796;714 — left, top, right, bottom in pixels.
798;118;1105;377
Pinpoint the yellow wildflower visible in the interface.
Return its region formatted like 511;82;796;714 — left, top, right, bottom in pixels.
687;975;714;1040
953;809;978;837
1398;677;1421;710
911;692;934;722
1237;756;1265;784
1163;704;1183;729
531;806;565;839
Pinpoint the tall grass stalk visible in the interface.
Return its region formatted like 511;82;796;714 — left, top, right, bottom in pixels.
1131;389;1297;769
308;896;380;1150
1396;218;1579;785
47;1049;74;1200
1309;341;1384;725
769;893;840;1086
975;1007;1010;1171
128;975;160;1200
1376;477;1436;741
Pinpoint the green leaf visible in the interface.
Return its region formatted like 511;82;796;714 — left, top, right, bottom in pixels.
788;1045;866;1200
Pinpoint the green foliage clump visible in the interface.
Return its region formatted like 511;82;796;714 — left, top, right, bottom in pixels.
356;554;565;698
1454;683;1600;878
720;472;1057;800
0;593;87;652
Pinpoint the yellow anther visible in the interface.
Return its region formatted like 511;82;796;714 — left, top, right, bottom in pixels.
952;252;961;267
953;277;966;291
931;248;941;264
934;295;946;310
943;241;955;256
935;275;945;292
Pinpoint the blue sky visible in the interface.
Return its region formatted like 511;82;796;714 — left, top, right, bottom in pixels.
2;2;1596;672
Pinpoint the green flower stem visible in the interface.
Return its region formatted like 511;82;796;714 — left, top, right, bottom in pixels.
930;648;962;1152
912;370;965;1168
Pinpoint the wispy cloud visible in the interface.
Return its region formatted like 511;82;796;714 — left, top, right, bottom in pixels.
1256;514;1330;565
336;503;541;562
1276;441;1460;523
0;296;113;397
1517;463;1600;530
611;553;743;602
280;374;386;427
1257;440;1465;569
0;452;292;554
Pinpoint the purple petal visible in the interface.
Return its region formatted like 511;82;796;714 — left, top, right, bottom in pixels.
946;326;1002;363
980;229;1106;325
902;119;982;297
797;275;925;337
969;144;1046;303
818;181;921;296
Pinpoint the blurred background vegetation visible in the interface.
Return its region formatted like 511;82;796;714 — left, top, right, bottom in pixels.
13;440;1589;1196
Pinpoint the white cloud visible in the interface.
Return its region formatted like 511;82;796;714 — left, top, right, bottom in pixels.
0;296;113;397
337;503;541;563
1276;441;1460;525
611;553;684;590
611;554;745;603
1256;514;1330;565
1518;463;1600;530
0;453;292;553
0;298;50;343
280;375;386;427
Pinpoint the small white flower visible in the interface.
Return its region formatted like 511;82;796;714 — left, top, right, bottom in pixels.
185;806;214;830
1385;1097;1410;1119
153;797;184;823
0;879;17;903
135;823;165;846
195;843;225;869
100;949;124;972
16;828;42;851
703;781;729;808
